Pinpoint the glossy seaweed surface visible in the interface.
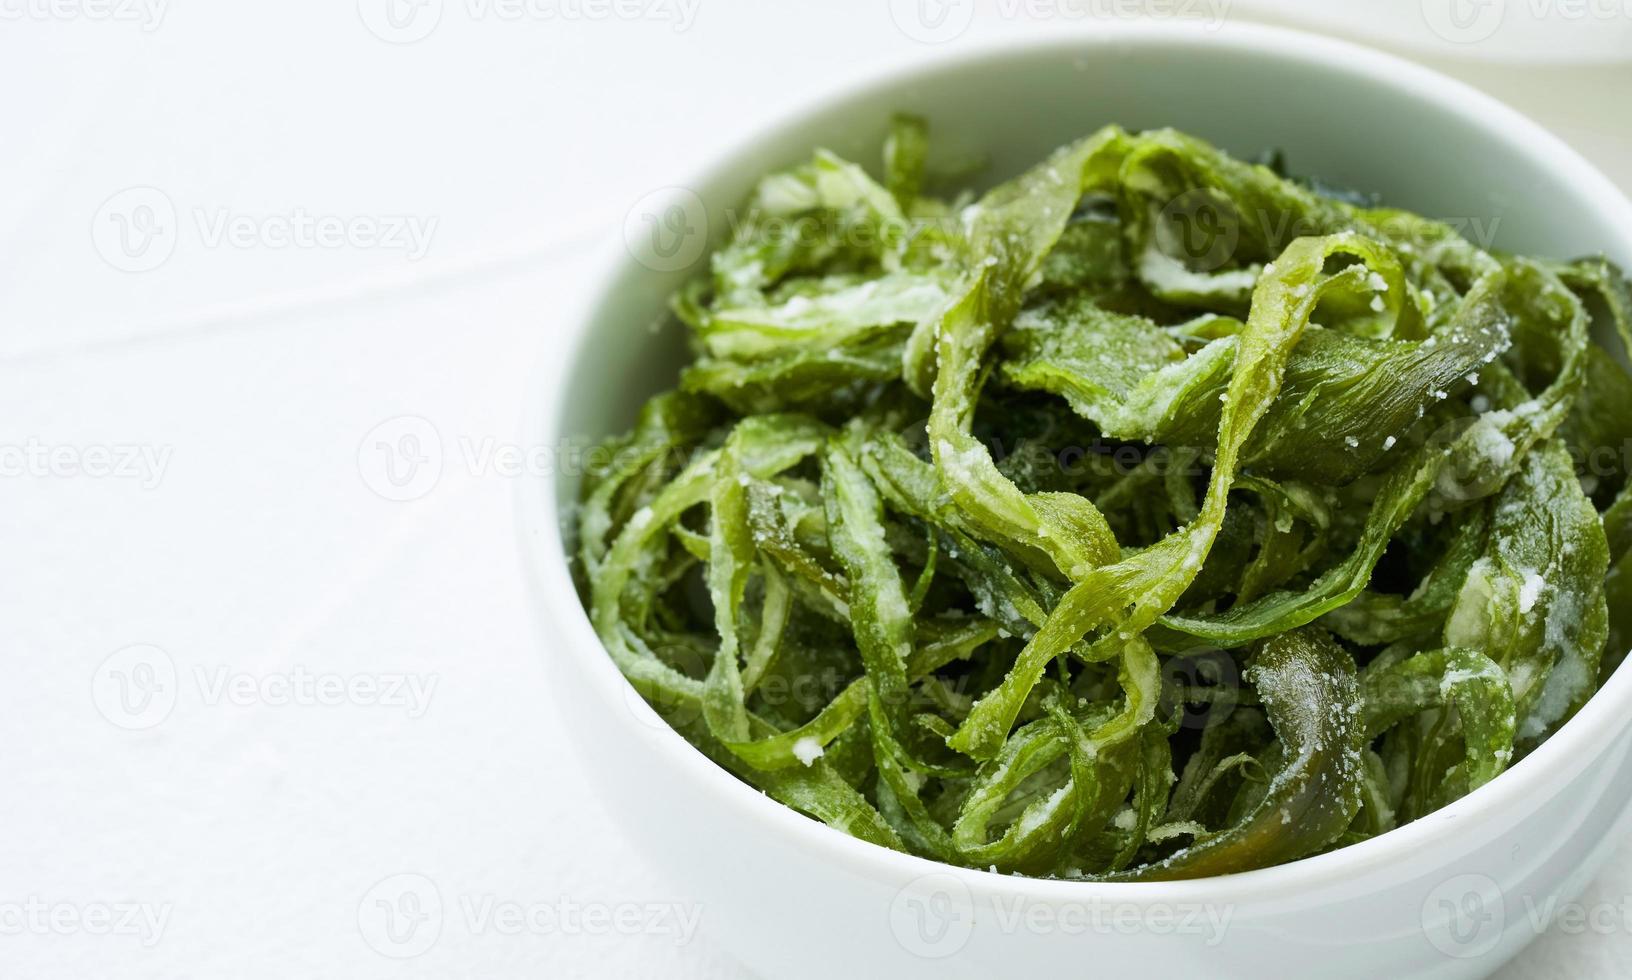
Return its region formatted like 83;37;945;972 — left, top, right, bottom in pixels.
575;117;1632;880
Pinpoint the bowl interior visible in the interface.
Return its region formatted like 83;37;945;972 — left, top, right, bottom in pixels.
539;24;1632;890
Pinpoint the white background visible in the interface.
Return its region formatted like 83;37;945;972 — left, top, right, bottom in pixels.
2;1;1630;976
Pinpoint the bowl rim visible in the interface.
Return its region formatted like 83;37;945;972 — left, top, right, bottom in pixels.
519;19;1632;905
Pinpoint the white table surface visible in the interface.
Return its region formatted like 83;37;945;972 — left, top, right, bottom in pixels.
2;2;1629;976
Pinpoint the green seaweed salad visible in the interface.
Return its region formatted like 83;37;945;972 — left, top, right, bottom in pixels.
575;116;1632;880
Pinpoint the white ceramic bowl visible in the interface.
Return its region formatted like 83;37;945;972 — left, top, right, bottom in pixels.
520;22;1632;979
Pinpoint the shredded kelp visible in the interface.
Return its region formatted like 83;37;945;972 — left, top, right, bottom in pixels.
574;116;1631;879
